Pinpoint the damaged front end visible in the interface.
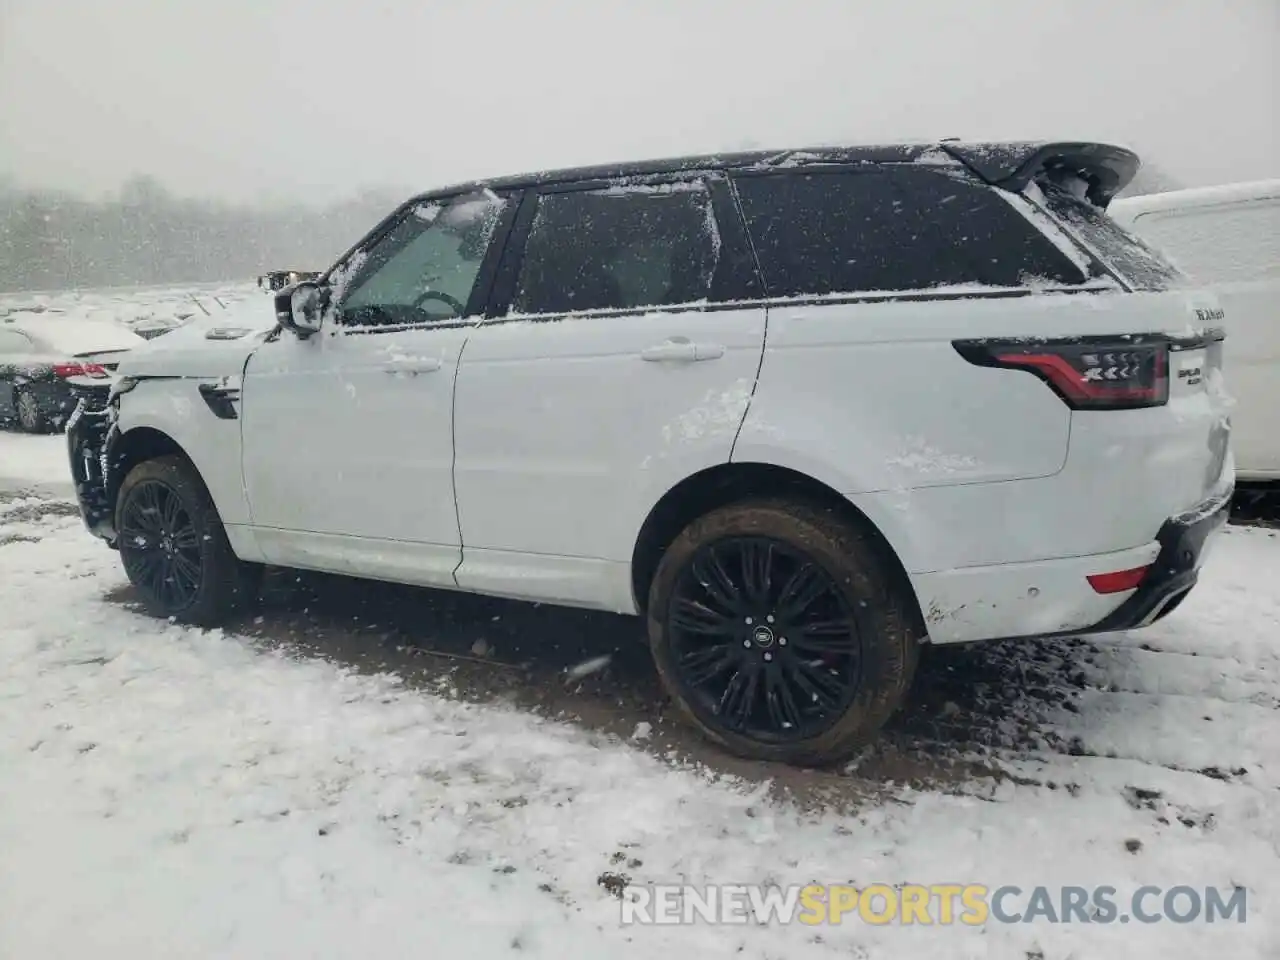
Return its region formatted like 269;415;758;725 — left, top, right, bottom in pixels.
65;388;120;546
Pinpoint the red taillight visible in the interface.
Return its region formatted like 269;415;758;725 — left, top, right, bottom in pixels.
1087;565;1150;594
53;362;108;379
954;339;1169;410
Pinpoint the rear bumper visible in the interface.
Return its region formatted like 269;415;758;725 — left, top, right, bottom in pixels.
1089;484;1232;632
913;484;1233;645
65;398;118;544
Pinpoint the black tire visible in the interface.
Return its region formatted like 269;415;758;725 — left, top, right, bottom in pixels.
647;499;921;767
115;455;261;627
15;387;46;433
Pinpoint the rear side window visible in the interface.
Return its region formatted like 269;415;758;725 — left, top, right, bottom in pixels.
1034;184;1187;291
1126;199;1280;285
731;168;1086;297
511;182;719;315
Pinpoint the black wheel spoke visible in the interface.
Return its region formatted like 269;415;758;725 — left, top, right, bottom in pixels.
679;644;738;688
784;658;843;711
799;617;855;636
792;657;848;697
172;526;201;550
171;552;201;587
775;563;830;620
155;565;177;606
131;549;164;588
691;549;743;614
792;631;858;655
671;598;737;636
764;669;805;732
138;482;159;518
160;490;181;530
717;667;758;731
739;541;774;605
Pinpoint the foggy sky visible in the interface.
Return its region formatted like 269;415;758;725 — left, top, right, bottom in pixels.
2;0;1276;204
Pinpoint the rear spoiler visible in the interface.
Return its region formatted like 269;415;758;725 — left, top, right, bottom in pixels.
940;141;1140;208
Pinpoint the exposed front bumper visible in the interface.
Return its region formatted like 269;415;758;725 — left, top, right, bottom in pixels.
65;398;118;544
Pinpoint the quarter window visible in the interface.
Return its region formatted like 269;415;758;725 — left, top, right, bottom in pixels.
338;190;508;327
511;182;720;315
732;168;1088;297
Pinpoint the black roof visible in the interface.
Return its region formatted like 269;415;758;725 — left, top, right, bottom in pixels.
417;140;1140;208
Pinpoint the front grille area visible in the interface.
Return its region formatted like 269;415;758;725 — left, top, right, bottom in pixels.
67;403;116;541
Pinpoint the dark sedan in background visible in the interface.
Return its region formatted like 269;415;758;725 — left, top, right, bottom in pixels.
0;318;142;432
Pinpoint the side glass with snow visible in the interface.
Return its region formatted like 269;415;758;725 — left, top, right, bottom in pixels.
337;190;509;328
1034;183;1190;291
731;168;1090;296
510;180;719;315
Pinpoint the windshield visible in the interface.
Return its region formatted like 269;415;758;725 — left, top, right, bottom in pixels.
1033;182;1189;291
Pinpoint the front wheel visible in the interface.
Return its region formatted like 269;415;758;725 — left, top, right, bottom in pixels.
647;499;920;767
116;455;260;626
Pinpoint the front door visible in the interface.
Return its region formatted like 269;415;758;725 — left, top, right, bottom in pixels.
240;189;515;587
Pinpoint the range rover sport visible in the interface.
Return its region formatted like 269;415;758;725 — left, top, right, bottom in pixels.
68;141;1234;765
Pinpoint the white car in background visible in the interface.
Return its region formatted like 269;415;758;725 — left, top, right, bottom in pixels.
0;318;142;432
1111;180;1280;483
67;141;1234;765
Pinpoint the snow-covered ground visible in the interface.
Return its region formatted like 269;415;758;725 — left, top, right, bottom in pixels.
1;283;1278;958
2;428;1277;959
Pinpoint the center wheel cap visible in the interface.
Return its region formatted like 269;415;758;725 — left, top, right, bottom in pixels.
751;625;776;648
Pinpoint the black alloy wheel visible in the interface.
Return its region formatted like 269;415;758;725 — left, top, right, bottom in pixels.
118;479;204;612
666;536;864;742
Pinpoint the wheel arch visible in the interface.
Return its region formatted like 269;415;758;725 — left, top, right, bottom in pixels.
107;425;202;508
629;461;924;631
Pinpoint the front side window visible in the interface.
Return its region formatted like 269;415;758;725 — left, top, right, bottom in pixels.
338;190;508;327
510;181;720;315
732;168;1088;297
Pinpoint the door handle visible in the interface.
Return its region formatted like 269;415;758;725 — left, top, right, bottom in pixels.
640;340;725;362
382;357;442;375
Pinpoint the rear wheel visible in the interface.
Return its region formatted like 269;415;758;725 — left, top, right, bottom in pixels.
15;387;46;433
647;499;920;766
116;456;260;626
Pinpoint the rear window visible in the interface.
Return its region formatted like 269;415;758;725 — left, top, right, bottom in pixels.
731;168;1087;298
1034;184;1188;291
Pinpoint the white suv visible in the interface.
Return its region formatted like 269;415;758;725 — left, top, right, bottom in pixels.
68;141;1234;765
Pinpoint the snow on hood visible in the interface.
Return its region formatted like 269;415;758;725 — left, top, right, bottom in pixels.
118;300;279;379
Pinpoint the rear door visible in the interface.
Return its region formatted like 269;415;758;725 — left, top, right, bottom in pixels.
451;173;766;611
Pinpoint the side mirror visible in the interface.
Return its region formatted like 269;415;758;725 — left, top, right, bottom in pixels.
274;280;326;339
